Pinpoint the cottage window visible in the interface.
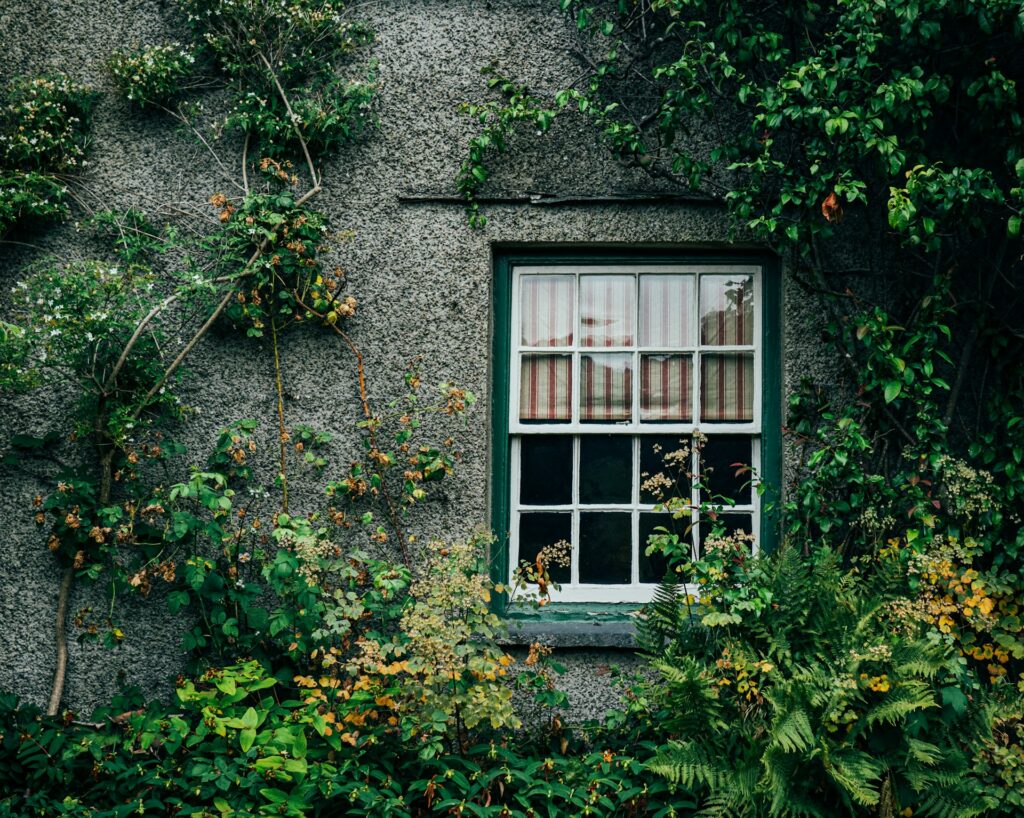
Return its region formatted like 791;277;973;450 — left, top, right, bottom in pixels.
492;252;780;606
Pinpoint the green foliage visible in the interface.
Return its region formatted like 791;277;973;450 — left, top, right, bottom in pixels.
108;43;199;107
111;0;377;161
638;543;1002;817
0;75;94;235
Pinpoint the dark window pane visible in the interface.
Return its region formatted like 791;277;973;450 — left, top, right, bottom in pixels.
639;435;692;504
579;435;631;504
520;435;573;505
698;513;752;558
699;436;753;504
518;512;571;584
639;512;687;582
579;512;631;583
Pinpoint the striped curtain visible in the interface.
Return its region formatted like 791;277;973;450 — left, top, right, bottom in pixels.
640;354;692;421
581;276;634;347
520;275;574;347
701;354;754;421
581;354;632;421
520;354;572;421
700;275;753;346
640;275;694;347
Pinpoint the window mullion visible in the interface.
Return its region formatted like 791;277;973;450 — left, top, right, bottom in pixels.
571;434;580;586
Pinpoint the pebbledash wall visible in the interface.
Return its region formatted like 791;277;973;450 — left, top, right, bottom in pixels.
0;0;837;717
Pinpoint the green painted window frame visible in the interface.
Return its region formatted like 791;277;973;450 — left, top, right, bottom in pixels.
490;247;782;623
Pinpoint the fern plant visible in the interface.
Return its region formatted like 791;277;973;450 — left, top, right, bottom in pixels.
637;541;995;818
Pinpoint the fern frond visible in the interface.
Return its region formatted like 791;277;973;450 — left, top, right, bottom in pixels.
768;707;814;753
637;577;685;655
863;681;937;728
825;747;884;807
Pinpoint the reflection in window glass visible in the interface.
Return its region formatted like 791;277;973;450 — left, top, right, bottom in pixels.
580;276;635;347
581;353;632;422
640;354;692;422
700;275;754;346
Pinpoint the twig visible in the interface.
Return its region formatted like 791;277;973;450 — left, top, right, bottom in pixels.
105;268;260;393
132;287;235;417
270;317;289;512
283;283;409;563
155;102;245;193
241;130;251;196
258;52;318;190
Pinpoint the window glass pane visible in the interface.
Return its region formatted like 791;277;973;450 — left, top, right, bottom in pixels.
580;353;632;422
700;353;754;422
640;354;692;422
579;512;631;583
640;435;692;504
520;354;572;422
700;275;754;346
579;435;631;504
520;435;572;505
580;275;635;347
639;274;694;347
639;512;681;582
698;513;752;557
699;435;753;505
518;512;571;585
520;275;574;347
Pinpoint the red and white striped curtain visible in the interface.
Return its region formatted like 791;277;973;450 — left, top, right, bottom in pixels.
519;354;572;421
701;354;754;421
520;275;574;347
517;272;755;424
700;275;753;346
640;275;693;347
581;276;634;347
640;354;692;421
581;354;632;421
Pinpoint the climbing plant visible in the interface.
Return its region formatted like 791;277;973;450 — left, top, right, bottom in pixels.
459;1;1024;814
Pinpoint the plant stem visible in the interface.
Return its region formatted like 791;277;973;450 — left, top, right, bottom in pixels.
258;52;318;190
282;283;410;563
271;317;289;512
45;565;74;716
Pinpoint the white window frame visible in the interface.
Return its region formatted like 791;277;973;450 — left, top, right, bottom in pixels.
508;263;763;604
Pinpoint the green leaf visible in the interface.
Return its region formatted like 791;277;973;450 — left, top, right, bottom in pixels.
240;706;259;729
940;685;968;715
883;381;902;403
215;677;236;696
239;727;256;753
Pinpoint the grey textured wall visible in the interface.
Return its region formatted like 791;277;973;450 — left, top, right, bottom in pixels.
0;0;834;718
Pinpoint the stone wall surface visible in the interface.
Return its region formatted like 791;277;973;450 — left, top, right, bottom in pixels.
0;0;836;717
